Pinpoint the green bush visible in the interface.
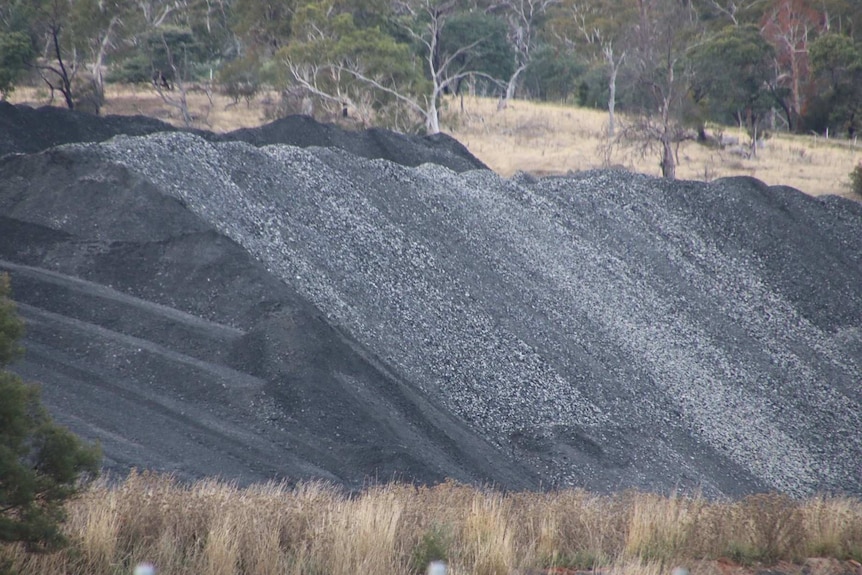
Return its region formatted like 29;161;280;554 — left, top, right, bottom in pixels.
410;525;452;574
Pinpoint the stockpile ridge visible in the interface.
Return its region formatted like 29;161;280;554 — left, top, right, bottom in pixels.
0;106;860;497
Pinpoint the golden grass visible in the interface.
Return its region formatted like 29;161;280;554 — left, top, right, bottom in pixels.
8;84;274;133
2;472;862;575
444;96;862;199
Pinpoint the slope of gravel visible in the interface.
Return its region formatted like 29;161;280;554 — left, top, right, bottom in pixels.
0;102;485;172
0;146;536;489
2;131;856;496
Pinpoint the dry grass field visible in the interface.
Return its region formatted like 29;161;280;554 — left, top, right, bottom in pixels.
446;97;862;200
3;473;862;575
9;85;862;199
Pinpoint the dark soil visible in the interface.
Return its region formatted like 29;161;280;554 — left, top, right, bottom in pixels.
0;104;859;496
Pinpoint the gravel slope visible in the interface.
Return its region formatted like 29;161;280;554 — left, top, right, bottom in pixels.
0;120;860;496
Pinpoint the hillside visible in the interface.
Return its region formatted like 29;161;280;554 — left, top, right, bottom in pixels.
0;104;860;497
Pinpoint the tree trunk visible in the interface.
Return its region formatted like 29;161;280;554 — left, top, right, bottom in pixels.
426;97;440;134
661;136;676;179
89;17;120;112
505;64;527;103
608;68;617;137
605;46;623;138
50;25;75;110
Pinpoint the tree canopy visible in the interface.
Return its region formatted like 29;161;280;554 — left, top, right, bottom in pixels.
1;0;861;143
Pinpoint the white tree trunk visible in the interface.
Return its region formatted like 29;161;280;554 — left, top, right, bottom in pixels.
604;45;624;138
426;96;440;134
608;69;617;137
505;64;527;102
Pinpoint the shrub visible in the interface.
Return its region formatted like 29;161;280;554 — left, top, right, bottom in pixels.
410;525;453;574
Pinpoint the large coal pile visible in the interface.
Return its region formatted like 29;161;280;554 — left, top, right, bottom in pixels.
0;101;184;156
0;102;486;172
1;128;860;497
0;144;533;488
221;115;486;172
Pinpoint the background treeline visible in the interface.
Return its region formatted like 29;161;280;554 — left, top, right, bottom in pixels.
0;0;860;156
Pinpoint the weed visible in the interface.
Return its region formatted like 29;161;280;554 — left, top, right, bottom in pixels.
410;525;453;573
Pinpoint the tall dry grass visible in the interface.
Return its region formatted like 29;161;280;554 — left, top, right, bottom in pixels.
2;472;861;575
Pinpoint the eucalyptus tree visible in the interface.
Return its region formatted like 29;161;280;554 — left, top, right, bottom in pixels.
282;0;508;134
486;0;559;104
807;32;862;136
690;24;776;153
622;0;704;179
549;0;638;136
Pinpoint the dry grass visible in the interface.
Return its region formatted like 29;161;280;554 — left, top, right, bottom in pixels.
444;96;862;199
9;84;275;133
2;472;862;575
7;86;862;198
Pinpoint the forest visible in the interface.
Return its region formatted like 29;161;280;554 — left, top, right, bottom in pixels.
1;0;861;178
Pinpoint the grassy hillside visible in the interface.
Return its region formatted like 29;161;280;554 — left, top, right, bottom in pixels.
447;98;862;200
9;85;862;199
3;473;862;575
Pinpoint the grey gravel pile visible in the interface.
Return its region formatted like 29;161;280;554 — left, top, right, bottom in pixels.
1;128;860;496
101;133;862;495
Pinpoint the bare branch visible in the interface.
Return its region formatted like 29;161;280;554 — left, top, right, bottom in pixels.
337;65;427;117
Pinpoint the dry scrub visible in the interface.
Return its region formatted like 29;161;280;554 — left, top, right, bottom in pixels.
2;472;861;575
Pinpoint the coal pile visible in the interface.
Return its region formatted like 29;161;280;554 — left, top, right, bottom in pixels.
0;102;486;172
221;115;486;172
0;107;860;497
0;101;198;157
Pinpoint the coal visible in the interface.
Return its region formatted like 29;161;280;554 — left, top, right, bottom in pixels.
220;115;486;172
0;102;485;172
0;109;860;496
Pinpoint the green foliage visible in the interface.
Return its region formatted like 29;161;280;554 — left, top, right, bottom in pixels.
806;33;862;135
0;274;101;552
410;525;453;574
849;163;862;197
281;0;424;125
0;31;32;98
689;25;776;138
106;53;153;85
149;27;205;79
520;47;585;102
0;275;24;366
218;56;261;105
231;0;296;55
572;65;609;109
438;12;515;90
110;24;212;86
